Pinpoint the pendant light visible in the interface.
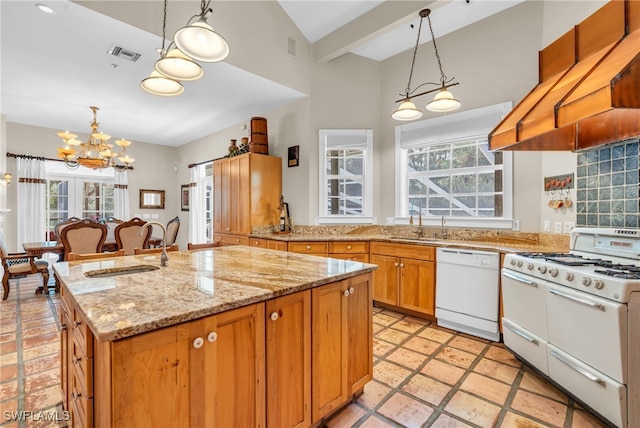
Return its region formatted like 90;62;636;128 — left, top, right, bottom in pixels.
174;0;229;62
141;71;184;96
392;8;461;121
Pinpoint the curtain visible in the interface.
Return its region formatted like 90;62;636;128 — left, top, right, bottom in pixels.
17;158;46;247
114;170;130;220
188;164;208;244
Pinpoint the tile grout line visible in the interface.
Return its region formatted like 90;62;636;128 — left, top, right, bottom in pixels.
15;280;25;428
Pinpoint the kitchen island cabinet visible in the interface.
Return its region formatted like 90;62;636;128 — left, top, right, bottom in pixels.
55;247;374;428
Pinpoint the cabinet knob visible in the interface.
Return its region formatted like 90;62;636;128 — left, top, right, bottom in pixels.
254;241;259;246
394;262;399;267
60;323;67;331
347;245;352;250
193;337;204;349
306;245;311;250
226;228;230;231
72;392;81;400
72;356;81;365
343;290;350;297
207;332;218;343
236;239;240;243
349;287;355;295
270;312;279;321
400;263;404;268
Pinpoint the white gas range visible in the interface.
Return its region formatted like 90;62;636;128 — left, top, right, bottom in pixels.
501;228;640;428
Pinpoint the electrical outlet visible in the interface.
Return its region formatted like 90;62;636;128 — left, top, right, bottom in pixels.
151;214;159;219
512;220;520;231
543;220;550;232
564;221;575;233
555;221;562;234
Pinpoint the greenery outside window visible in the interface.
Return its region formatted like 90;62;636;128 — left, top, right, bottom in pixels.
318;129;374;224
396;102;514;229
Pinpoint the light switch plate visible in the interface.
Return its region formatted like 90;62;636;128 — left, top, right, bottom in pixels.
151;214;159;219
564;221;575;233
543;220;550;232
555;221;562;233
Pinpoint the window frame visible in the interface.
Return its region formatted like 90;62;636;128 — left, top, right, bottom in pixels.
394;102;515;229
317;129;375;224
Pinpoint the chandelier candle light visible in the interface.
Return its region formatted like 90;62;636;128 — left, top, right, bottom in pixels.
140;0;229;96
392;8;461;121
56;106;135;171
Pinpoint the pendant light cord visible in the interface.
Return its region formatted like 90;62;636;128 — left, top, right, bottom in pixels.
427;14;448;85
160;0;168;57
403;15;425;97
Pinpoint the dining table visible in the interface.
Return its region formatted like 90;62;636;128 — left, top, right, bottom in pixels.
22;237;162;259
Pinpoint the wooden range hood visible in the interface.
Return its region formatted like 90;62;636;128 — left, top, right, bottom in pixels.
489;0;640;151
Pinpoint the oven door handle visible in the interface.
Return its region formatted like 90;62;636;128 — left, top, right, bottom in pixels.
502;270;537;287
503;320;537;344
548;288;605;312
549;350;606;387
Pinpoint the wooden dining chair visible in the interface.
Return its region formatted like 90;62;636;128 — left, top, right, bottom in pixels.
104;217;124;246
133;244;179;255
114;217;151;256
67;250;125;261
165;216;180;246
53;217;81;243
1;233;50;300
187;242;221;251
60;219;108;261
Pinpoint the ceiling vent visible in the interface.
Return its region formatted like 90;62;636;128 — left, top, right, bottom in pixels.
107;44;141;62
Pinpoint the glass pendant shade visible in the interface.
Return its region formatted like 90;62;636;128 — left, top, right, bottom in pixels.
392;99;423;121
426;89;461;113
155;48;204;81
174;19;229;62
140;71;184;96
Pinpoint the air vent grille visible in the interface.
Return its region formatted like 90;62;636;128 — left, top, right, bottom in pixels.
107;44;141;62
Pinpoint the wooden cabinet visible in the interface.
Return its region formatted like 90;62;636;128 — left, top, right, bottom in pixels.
213;232;250;246
108;303;266;428
329;241;370;262
288;241;328;257
213;153;282;238
265;291;311;428
266;239;288;251
249;238;267;248
311;274;372;422
370;242;436;317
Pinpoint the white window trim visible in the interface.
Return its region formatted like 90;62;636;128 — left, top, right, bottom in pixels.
316;129;375;225
394;102;515;229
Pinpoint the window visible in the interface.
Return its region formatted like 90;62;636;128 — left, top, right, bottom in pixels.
396;102;514;228
318;129;374;224
44;161;116;240
203;163;213;241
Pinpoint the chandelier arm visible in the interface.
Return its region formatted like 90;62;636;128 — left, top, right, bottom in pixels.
201;0;212;17
394;82;459;104
427;14;447;84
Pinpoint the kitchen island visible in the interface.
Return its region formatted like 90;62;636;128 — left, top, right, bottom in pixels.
54;246;376;428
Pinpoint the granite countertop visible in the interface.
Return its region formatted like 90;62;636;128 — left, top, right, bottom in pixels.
53;246;376;342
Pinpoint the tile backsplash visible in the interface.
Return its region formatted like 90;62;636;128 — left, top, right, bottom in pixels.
576;139;639;228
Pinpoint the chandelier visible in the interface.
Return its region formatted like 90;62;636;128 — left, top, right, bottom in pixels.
56;106;135;171
140;0;229;96
392;8;461;121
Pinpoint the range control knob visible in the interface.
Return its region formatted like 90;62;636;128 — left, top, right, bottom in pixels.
538;266;547;274
593;280;605;290
527;263;534;270
565;272;574;281
549;268;559;277
582;277;592;286
510;259;516;266
516;260;523;267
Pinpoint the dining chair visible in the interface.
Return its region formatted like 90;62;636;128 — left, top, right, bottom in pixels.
1;233;50;300
133;244;179;255
67;249;125;261
54;217;81;243
104;217;124;246
114;217;151;256
165;216;180;246
187;242;221;251
60;219;108;261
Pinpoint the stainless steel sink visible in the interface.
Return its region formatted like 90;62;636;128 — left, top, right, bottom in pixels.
387;235;438;242
84;264;160;278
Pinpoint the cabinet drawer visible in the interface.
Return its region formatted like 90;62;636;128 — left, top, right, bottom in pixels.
70;307;93;357
249;238;266;248
266;240;288;251
329;241;369;254
330;253;369;263
71;338;93;397
214;233;250;246
289;241;328;255
370;241;435;261
71;373;93;428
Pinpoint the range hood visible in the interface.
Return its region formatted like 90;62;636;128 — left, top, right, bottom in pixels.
489;0;640;151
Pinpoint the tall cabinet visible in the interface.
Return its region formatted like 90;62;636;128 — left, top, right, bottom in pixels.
213;153;282;243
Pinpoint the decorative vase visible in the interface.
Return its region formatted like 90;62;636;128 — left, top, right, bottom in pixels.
228;139;238;154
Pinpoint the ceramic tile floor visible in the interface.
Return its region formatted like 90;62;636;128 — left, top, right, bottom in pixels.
0;273;610;428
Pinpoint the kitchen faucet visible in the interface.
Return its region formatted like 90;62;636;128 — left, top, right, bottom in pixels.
139;221;168;267
441;215;447;240
409;198;424;238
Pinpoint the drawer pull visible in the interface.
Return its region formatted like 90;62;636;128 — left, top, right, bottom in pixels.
347;245;352;250
193;337;204;349
502;270;537;287
73;321;81;329
306;245;311;250
548;288;605;311
60;323;67;331
72;356;82;365
72;392;81;400
503;321;537;344
207;332;218;343
549;350;606;387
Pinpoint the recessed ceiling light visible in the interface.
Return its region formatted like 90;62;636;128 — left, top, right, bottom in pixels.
35;4;55;14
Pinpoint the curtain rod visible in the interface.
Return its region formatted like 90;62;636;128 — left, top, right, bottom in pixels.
6;152;134;170
188;155;225;168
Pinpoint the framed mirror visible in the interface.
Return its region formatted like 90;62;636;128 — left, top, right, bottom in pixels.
139;189;165;209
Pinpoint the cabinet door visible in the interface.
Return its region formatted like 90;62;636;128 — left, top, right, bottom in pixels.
267;240;288;251
370;254;399;305
60;301;71;413
228;154;251;234
213;160;229;233
399;258;436;316
346;274;373;392
266;291;311;428
312;280;348;422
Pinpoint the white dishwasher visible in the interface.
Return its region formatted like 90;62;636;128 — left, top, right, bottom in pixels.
435;248;500;341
